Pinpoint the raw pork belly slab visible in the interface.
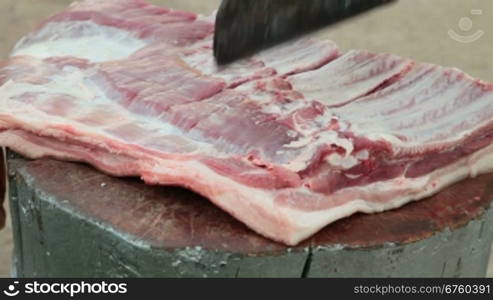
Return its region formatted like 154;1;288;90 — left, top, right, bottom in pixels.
1;0;493;245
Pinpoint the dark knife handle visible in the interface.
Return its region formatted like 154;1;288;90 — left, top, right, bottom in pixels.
214;0;396;65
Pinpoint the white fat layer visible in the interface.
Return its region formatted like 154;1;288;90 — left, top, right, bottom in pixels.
355;150;370;160
326;153;358;169
3;121;493;246
0;67;105;104
183;38;337;76
12;21;147;62
289;50;410;106
181;50;240;82
334;65;493;148
345;174;362;179
0;67;221;156
278;140;493;245
283;130;354;172
0;130;289;245
256;39;338;75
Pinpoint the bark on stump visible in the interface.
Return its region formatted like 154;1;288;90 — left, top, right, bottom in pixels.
7;152;493;278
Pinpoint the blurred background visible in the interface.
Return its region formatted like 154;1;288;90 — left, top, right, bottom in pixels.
0;0;492;277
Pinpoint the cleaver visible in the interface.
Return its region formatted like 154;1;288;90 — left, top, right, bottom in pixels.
214;0;396;65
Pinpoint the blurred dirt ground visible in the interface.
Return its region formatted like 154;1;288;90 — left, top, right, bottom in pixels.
0;0;492;277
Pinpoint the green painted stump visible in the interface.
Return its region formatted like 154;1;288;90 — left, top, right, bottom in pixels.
7;152;493;277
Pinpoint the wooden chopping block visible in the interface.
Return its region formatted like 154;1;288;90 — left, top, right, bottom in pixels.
7;151;493;278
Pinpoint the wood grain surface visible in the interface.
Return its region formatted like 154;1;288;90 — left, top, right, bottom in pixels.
0;0;492;277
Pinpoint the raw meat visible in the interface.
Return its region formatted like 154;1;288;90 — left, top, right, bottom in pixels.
1;0;493;245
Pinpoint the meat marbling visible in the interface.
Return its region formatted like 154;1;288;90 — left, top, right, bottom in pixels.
1;0;493;245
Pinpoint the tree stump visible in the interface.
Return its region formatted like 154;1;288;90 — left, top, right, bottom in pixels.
7;151;493;278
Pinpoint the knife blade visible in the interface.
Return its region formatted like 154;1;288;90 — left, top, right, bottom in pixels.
214;0;396;65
